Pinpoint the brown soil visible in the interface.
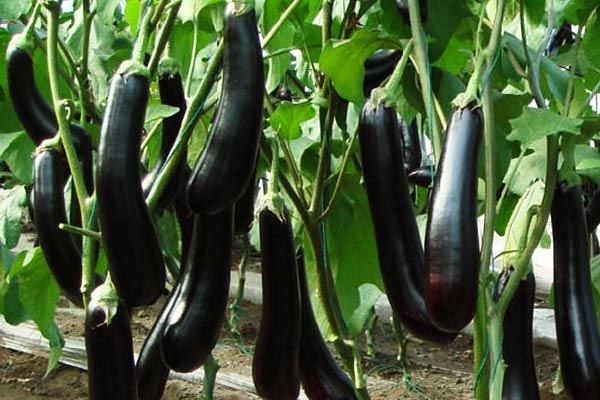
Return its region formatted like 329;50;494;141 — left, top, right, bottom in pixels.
0;238;569;400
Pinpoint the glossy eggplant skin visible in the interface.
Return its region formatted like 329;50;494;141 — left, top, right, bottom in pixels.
33;149;85;307
6;45;58;144
234;169;257;235
186;4;263;215
358;99;456;344
297;249;357;400
252;206;301;400
96;68;165;307
424;105;482;333
362;50;401;97
551;182;600;399
6;43;93;153
142;68;187;212
407;165;434;188
160;209;233;372
400;119;421;173
501;272;540;400
136;177;193;400
85;299;137;400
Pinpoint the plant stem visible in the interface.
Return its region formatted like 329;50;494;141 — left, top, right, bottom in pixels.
132;6;154;64
78;0;93;123
261;0;303;49
228;234;249;335
148;0;182;77
201;354;220;400
45;0;93;304
317;130;357;221
407;0;440;160
375;40;413;107
185;11;201;95
146;42;223;212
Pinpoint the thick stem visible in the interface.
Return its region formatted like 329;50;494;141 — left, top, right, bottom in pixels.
228;234;249;335
185;12;201;95
407;0;441;159
261;0;303;49
201;354;220;400
147;0;182;77
146;42;223;212
132;7;154;64
78;0;93;123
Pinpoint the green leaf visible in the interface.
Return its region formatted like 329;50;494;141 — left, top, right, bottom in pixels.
303;172;384;339
269;101;317;140
0;185;25;249
425;0;472;61
507;108;583;144
179;0;224;23
319;30;399;103
262;0;296;93
346;283;382;336
501;180;544;269
0;1;33;22
124;0;140;33
17;248;60;333
504;141;547;196
0;276;29;325
145;103;180;126
10;248;64;376
44;321;65;377
582;8;600;72
0;131;36;184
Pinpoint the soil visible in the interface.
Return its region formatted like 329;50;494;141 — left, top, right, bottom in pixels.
0;238;569;400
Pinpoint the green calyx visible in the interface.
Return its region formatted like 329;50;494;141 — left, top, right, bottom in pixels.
226;0;254;16
158;57;181;78
7;33;36;58
89;275;120;324
117;60;151;80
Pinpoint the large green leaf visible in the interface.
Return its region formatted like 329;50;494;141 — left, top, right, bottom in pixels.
320;29;399;104
303;172;384;339
269;100;317;140
0;185;25;249
346;283;382;337
17;248;61;332
424;0;472;61
13;247;64;375
0;276;29;325
507;107;583;144
504;140;548;196
0;1;33;22
0;131;36;184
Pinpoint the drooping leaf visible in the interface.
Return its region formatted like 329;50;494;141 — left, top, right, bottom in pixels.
0;1;33;22
319;30;399;104
269;101;317;140
0;131;36;184
582;8;600;71
346;283;382;337
17;247;60;333
0;185;25;249
507;107;583;144
145;103;180;126
0;276;29;325
303;172;384;339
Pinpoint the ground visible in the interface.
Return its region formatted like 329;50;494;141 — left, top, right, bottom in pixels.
0;238;570;400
